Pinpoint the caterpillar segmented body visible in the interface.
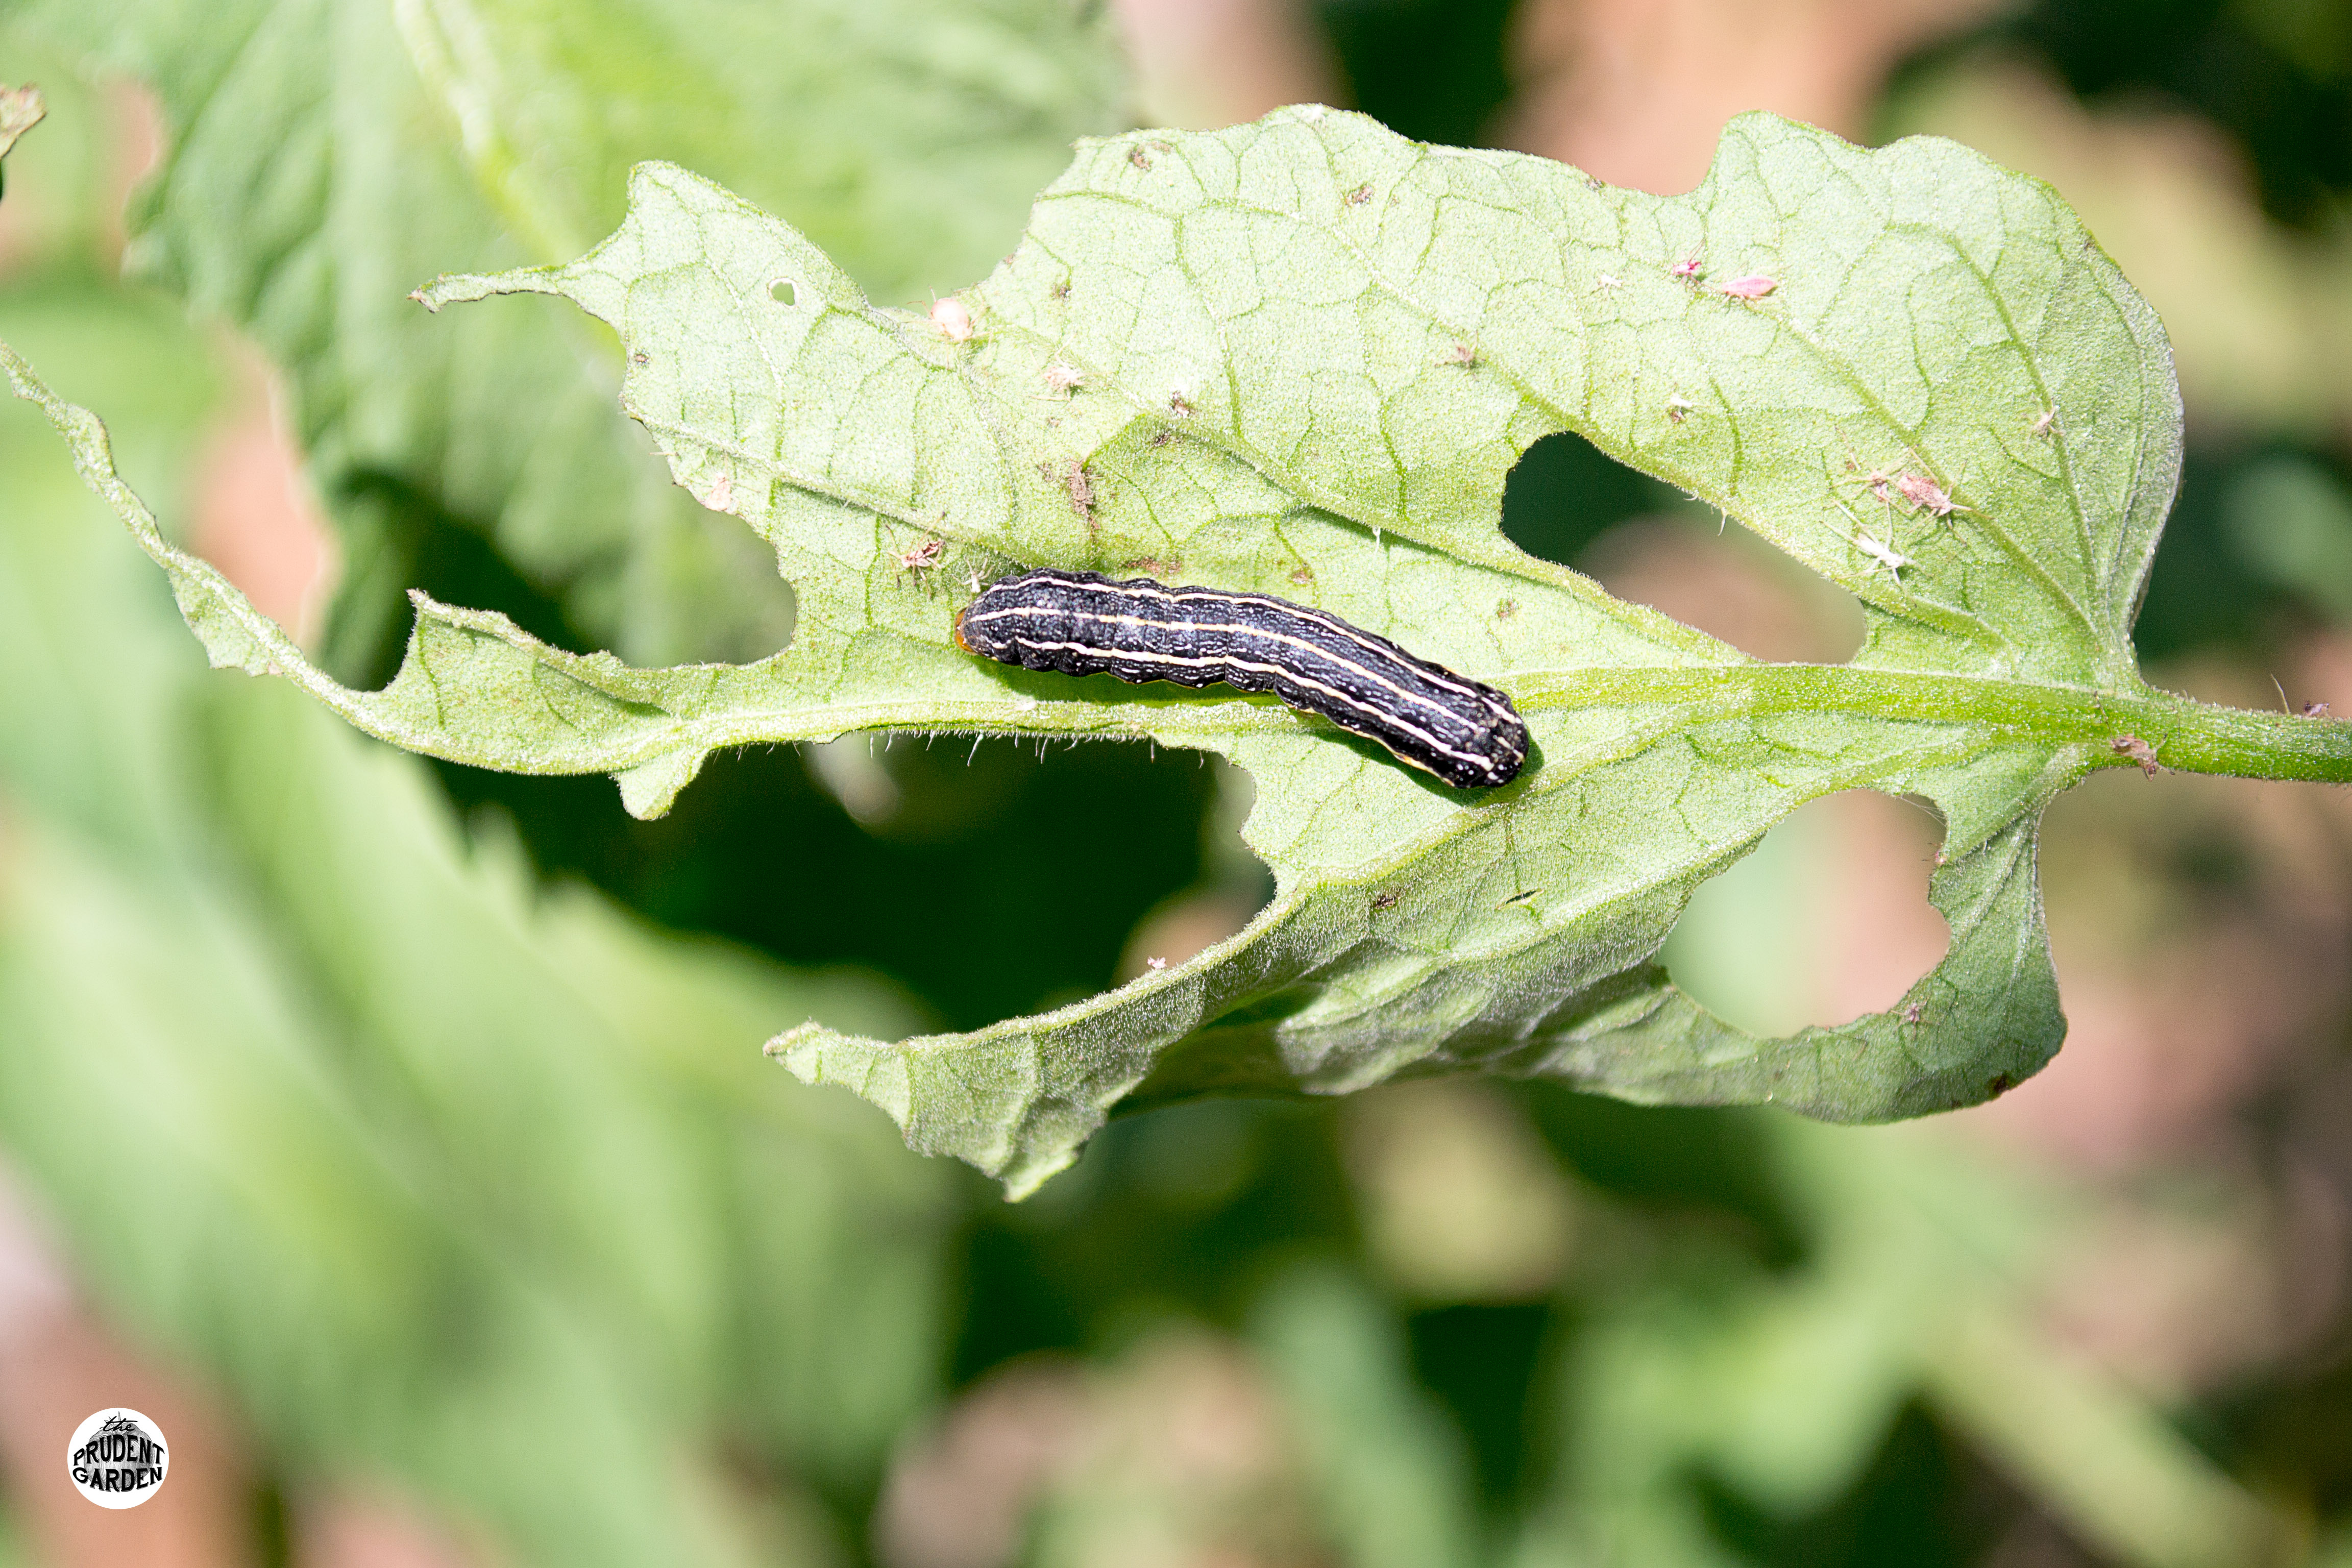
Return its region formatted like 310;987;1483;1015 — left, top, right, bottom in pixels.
953;569;1528;788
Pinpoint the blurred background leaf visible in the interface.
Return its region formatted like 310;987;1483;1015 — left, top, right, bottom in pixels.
2;0;1126;673
0;276;961;1565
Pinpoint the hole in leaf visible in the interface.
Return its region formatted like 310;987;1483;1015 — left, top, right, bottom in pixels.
1663;790;1950;1038
325;472;590;689
1119;889;1268;981
1502;429;1680;566
1579;517;1866;663
435;735;1235;1033
769;277;798;306
1503;430;1865;662
1118;758;1275;981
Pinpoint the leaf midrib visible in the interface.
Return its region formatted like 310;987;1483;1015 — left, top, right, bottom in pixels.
1517;664;2352;784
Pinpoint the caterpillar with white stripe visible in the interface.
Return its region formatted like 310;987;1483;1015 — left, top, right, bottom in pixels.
953;569;1529;788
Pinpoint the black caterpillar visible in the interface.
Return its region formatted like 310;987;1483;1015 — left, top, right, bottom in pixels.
954;569;1528;788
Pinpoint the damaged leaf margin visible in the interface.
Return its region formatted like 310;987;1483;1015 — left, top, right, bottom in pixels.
10;108;2348;1195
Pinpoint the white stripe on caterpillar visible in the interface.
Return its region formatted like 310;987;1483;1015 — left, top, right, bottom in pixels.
955;569;1528;788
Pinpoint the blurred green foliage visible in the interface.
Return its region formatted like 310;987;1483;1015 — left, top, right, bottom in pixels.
3;3;2351;1566
1993;0;2352;231
0;282;958;1567
0;46;959;1567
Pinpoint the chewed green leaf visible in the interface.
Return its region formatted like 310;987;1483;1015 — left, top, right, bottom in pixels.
19;109;2348;1194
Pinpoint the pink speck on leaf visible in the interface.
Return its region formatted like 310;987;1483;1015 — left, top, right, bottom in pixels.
1895;472;1964;518
892;536;945;577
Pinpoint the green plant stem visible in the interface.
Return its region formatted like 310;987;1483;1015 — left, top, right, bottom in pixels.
14;309;2340;795
1518;666;2352;785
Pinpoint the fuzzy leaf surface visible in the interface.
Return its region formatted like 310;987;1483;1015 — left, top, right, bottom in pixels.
29;109;2347;1196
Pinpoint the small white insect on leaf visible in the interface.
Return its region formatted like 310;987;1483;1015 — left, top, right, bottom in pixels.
1833;504;1914;581
1854;531;1913;579
1719;274;1777;299
929;296;975;343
